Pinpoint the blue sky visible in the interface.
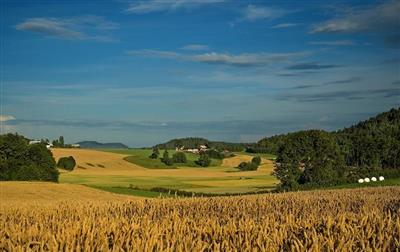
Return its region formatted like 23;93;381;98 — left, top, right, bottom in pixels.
1;0;399;147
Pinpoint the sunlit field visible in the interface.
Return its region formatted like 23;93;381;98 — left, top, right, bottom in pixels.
1;185;399;251
53;148;278;196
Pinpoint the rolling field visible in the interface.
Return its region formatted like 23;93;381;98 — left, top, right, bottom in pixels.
53;148;278;196
1;185;399;251
0;181;132;206
101;148;222;169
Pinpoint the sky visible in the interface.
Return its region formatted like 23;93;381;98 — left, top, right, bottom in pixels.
0;0;399;147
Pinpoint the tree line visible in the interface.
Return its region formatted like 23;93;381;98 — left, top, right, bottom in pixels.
0;134;59;182
154;137;248;152
269;108;400;190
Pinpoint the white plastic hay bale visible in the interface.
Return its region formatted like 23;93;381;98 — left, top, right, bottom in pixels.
379;176;385;181
364;178;370;183
358;178;364;183
371;177;377;182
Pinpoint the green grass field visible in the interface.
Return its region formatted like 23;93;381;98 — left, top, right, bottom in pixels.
56;148;278;197
55;148;399;198
101;148;222;169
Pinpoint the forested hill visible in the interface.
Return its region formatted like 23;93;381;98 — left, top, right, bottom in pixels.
154;137;248;151
77;141;128;149
338;108;400;134
335;108;400;169
255;107;399;169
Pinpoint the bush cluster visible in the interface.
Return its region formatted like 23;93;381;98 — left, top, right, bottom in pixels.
196;153;211;167
238;156;261;171
57;156;76;171
172;152;187;163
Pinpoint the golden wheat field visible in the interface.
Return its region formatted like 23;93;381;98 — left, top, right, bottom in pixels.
0;182;133;206
1;185;399;251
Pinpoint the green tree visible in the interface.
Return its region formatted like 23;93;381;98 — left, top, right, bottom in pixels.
196;153;211;167
162;150;173;166
274;130;345;190
252;156;262;166
238;161;258;171
149;147;159;159
0;133;59;182
59;136;65;147
172;152;187;163
57;156;76;171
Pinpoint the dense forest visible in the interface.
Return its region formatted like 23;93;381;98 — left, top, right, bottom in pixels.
267;108;400;190
257;108;399;167
154;137;248;152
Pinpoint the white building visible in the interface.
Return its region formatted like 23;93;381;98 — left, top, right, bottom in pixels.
29;140;53;149
29;140;41;145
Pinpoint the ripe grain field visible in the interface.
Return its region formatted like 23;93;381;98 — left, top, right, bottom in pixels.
1;186;399;251
52;148;278;195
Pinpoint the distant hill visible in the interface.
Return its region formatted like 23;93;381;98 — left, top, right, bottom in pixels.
76;141;128;149
154;137;248;152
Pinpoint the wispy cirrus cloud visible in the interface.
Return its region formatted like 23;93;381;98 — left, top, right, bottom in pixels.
286;62;340;70
125;0;225;13
309;40;355;46
280;87;400;102
311;1;400;33
15;15;118;42
181;44;210;51
270;23;299;29
290;77;362;90
241;4;288;21
127;49;309;67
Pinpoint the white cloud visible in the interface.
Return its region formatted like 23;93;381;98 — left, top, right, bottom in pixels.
126;0;225;14
271;23;299;29
312;1;400;33
241;5;287;21
181;44;209;51
0;115;16;122
127;49;309;67
309;40;355;46
16;18;83;39
15;16;118;42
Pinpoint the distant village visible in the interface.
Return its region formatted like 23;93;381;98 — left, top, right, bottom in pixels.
175;145;208;154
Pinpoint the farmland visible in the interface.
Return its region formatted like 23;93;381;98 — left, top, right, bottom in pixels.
53;148;278;196
1;185;399;251
0;181;132;206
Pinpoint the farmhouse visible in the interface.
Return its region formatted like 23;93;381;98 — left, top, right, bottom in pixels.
29;140;53;149
179;145;209;154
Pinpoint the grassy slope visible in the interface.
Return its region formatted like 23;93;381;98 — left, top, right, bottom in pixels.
102;148;221;169
53;148;400;198
54;148;278;197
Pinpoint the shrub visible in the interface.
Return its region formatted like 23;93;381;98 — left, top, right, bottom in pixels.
196;153;211;167
251;156;262;166
149;148;159;159
238;161;258;171
162;150;174;166
172;152;187;163
57;156;76;171
205;149;225;159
